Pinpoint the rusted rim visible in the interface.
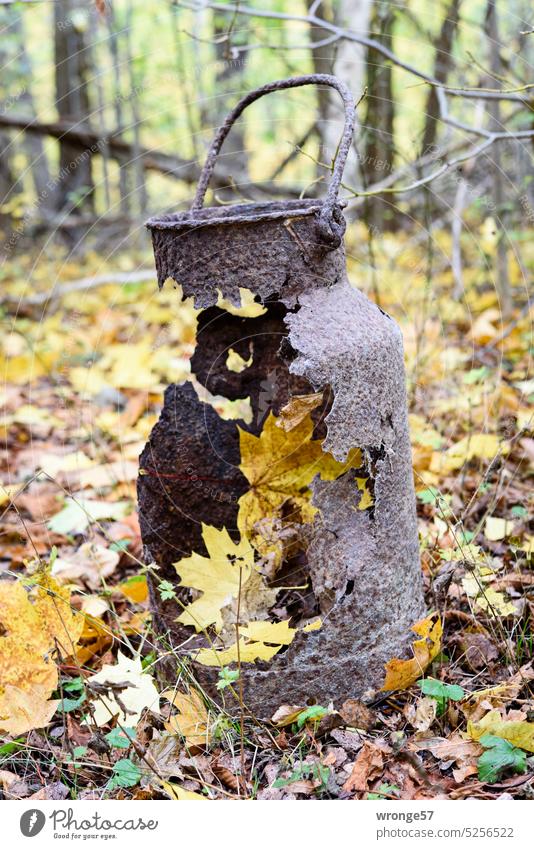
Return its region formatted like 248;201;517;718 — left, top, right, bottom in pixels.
146;197;346;232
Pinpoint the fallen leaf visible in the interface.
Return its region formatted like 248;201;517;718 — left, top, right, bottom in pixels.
0;574;83;733
484;516;516;541
47;498;130;535
277;392;324;432
226;348;252;373
81;596;109;618
413;696;438;732
217;287;266;318
194;638;282;667
86;651;160;727
271;704;306;726
410;733;483;770
431;433;505;474
339;699;374;731
164;689;210;750
52;542;120;588
119;575;148;603
240;619;295;645
32;572;84;657
162;781;207;800
237;412;361;549
174;524;254;632
467;710;534;753
342;742;385;795
220;569;278;629
382;613;443;691
0;684;59;736
461;568;516;616
302;618;322;633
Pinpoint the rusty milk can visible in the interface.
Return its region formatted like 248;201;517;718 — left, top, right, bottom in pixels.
139;75;425;717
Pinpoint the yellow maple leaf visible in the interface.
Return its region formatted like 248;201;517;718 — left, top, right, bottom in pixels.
32;572;84;658
195;618;298;667
195;638;283;667
468;710;534;753
0;684;59;736
164;689;210;750
237;412;361;546
240;619;296;645
381;613;443;691
174;525;254;632
0;575;83;734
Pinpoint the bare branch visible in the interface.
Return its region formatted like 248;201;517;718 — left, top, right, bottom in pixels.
177;0;534;103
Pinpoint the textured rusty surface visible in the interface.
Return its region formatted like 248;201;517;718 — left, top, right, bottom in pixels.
138;382;247;638
139;75;424;717
147;200;346;310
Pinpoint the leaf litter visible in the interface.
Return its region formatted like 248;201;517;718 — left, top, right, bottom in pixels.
0;242;532;799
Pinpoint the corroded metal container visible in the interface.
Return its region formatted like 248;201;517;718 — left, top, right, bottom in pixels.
140;75;424;716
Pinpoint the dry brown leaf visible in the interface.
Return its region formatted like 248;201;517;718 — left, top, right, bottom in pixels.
409;733;483;768
271;704;306;726
339;699;374;731
413;696;437;732
212;760;245;793
277;392;324;432
342;742;385;795
52;542;120;589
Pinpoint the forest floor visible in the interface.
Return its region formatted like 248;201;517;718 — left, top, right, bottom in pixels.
0;226;533;800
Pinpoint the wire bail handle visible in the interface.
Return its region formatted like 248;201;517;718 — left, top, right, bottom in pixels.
192;74;356;246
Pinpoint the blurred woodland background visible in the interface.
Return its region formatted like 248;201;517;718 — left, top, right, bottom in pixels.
0;0;533;801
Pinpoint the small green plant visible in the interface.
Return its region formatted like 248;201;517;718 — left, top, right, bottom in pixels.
295;705;329;728
274;761;330;790
367;783;401;800
59;677;86;712
417;678;464;716
65;746;88;769
477;735;527;784
216;667;240;691
105;727;136;749
107;758;141;790
158;580;176;601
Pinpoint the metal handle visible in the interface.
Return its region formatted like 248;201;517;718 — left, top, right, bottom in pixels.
192;74;356;246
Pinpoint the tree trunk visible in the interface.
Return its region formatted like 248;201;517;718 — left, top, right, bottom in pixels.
53;0;95;218
362;3;397;231
211;10;248;201
308;0;372;189
420;0;462;157
485;0;512;315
